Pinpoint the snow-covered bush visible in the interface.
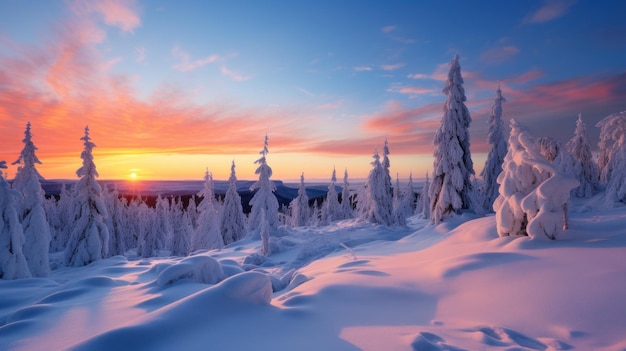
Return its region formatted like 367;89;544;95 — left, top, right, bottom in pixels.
494;119;578;240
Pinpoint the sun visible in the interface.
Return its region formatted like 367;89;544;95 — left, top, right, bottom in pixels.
130;172;137;180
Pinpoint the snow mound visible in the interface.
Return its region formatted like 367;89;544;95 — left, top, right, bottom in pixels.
156;255;225;287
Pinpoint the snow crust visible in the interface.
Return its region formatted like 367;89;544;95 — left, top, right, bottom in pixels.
0;199;625;350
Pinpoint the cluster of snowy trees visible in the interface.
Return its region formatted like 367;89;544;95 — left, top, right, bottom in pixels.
2;54;626;278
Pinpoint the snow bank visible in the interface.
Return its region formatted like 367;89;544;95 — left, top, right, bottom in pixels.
156;255;225;287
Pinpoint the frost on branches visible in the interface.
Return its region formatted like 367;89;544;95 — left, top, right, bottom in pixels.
480;83;507;212
65;126;110;266
220;161;247;245
249;134;279;234
11;122;50;277
429;54;475;224
0;161;31;279
597;111;626;205
494;119;578;240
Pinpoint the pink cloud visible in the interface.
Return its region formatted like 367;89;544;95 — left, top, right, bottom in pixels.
480;45;520;63
220;66;252;81
69;0;141;32
525;0;575;24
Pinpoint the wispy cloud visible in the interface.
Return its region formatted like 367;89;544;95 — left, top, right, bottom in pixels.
381;25;396;34
69;0;141;32
172;46;219;72
353;66;373;72
135;47;145;62
525;0;576;24
480;45;520;63
381;63;405;71
220;66;252;81
316;100;343;110
387;83;435;97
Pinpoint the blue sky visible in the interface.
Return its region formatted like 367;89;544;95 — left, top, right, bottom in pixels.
0;0;625;180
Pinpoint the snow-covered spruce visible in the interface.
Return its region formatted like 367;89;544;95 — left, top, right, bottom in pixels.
339;168;353;219
65;126;110;266
429;54;475;224
359;148;394;226
193;169;223;251
494;119;578;240
103;186;127;257
560;114;599;198
321;168;341;225
248;134;280;234
260;209;271;256
220;161;247;245
290;172;310;227
392;173;407;226
597;111;626;205
0;161;31;279
420;171;431;219
170;197;192;257
11;122;50;276
480;83;507;212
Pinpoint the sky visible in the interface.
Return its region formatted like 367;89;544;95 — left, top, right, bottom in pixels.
0;0;625;181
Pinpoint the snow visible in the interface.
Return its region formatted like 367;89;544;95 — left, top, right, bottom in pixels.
0;197;625;350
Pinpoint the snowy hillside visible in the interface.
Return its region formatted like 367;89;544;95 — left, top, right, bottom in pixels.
0;197;624;351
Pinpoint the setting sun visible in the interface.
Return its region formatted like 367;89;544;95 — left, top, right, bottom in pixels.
130;172;137;180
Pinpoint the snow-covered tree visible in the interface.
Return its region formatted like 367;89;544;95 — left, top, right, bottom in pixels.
420;171;431;219
562;114;599;198
290;173;310;227
137;202;157;258
538;137;561;163
260;209;271;256
193;169;223;250
0;161;31;279
321;168;341;225
339;168;353;219
103;186;127;257
187;195;198;229
65;126;110;266
50;184;74;252
220;161;247;245
597;111;626;205
480;83;507;212
429;54;475;224
392;174;407;226
359;149;394;225
403;172;416;215
494;119;578;240
11;122;50;276
248;134;280;233
170;197;192;256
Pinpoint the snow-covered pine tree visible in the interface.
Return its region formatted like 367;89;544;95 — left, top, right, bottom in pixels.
480;83;507;212
321;168;341;225
339;168;353;219
421;171;431;219
260;209;271;256
359;149;394;225
187;195;198;230
50;184;74;252
193;169;223;251
65;126;110;266
404;172;416;216
596;111;626;205
220;161;247;245
103;186;127;257
289;172;310;227
248;134;280;233
11;122;50;276
392;174;407;226
137;201;157;258
170;197;191;256
382;138;393;195
429;54;475;224
0;161;31;279
563;114;599;198
494;119;578;239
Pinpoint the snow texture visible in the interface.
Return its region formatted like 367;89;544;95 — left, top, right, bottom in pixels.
429;54;475;224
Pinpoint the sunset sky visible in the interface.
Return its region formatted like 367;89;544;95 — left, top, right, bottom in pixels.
1;0;625;181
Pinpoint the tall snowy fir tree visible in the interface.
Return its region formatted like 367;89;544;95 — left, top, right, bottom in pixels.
11;122;50;277
103;186;127;257
392;174;407;226
359;149;394;226
403;172;416;216
340;169;353;219
170;197;192;256
321;168;341;225
421;171;431;220
563;114;599;198
480;83;507;212
0;161;31;280
289;173;310;227
194;169;223;251
65;126;110;267
220;161;247;245
429;54;475;224
597;111;626;205
249;134;280;233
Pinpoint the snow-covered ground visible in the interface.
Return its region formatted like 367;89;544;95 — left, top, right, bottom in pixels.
1;197;625;351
